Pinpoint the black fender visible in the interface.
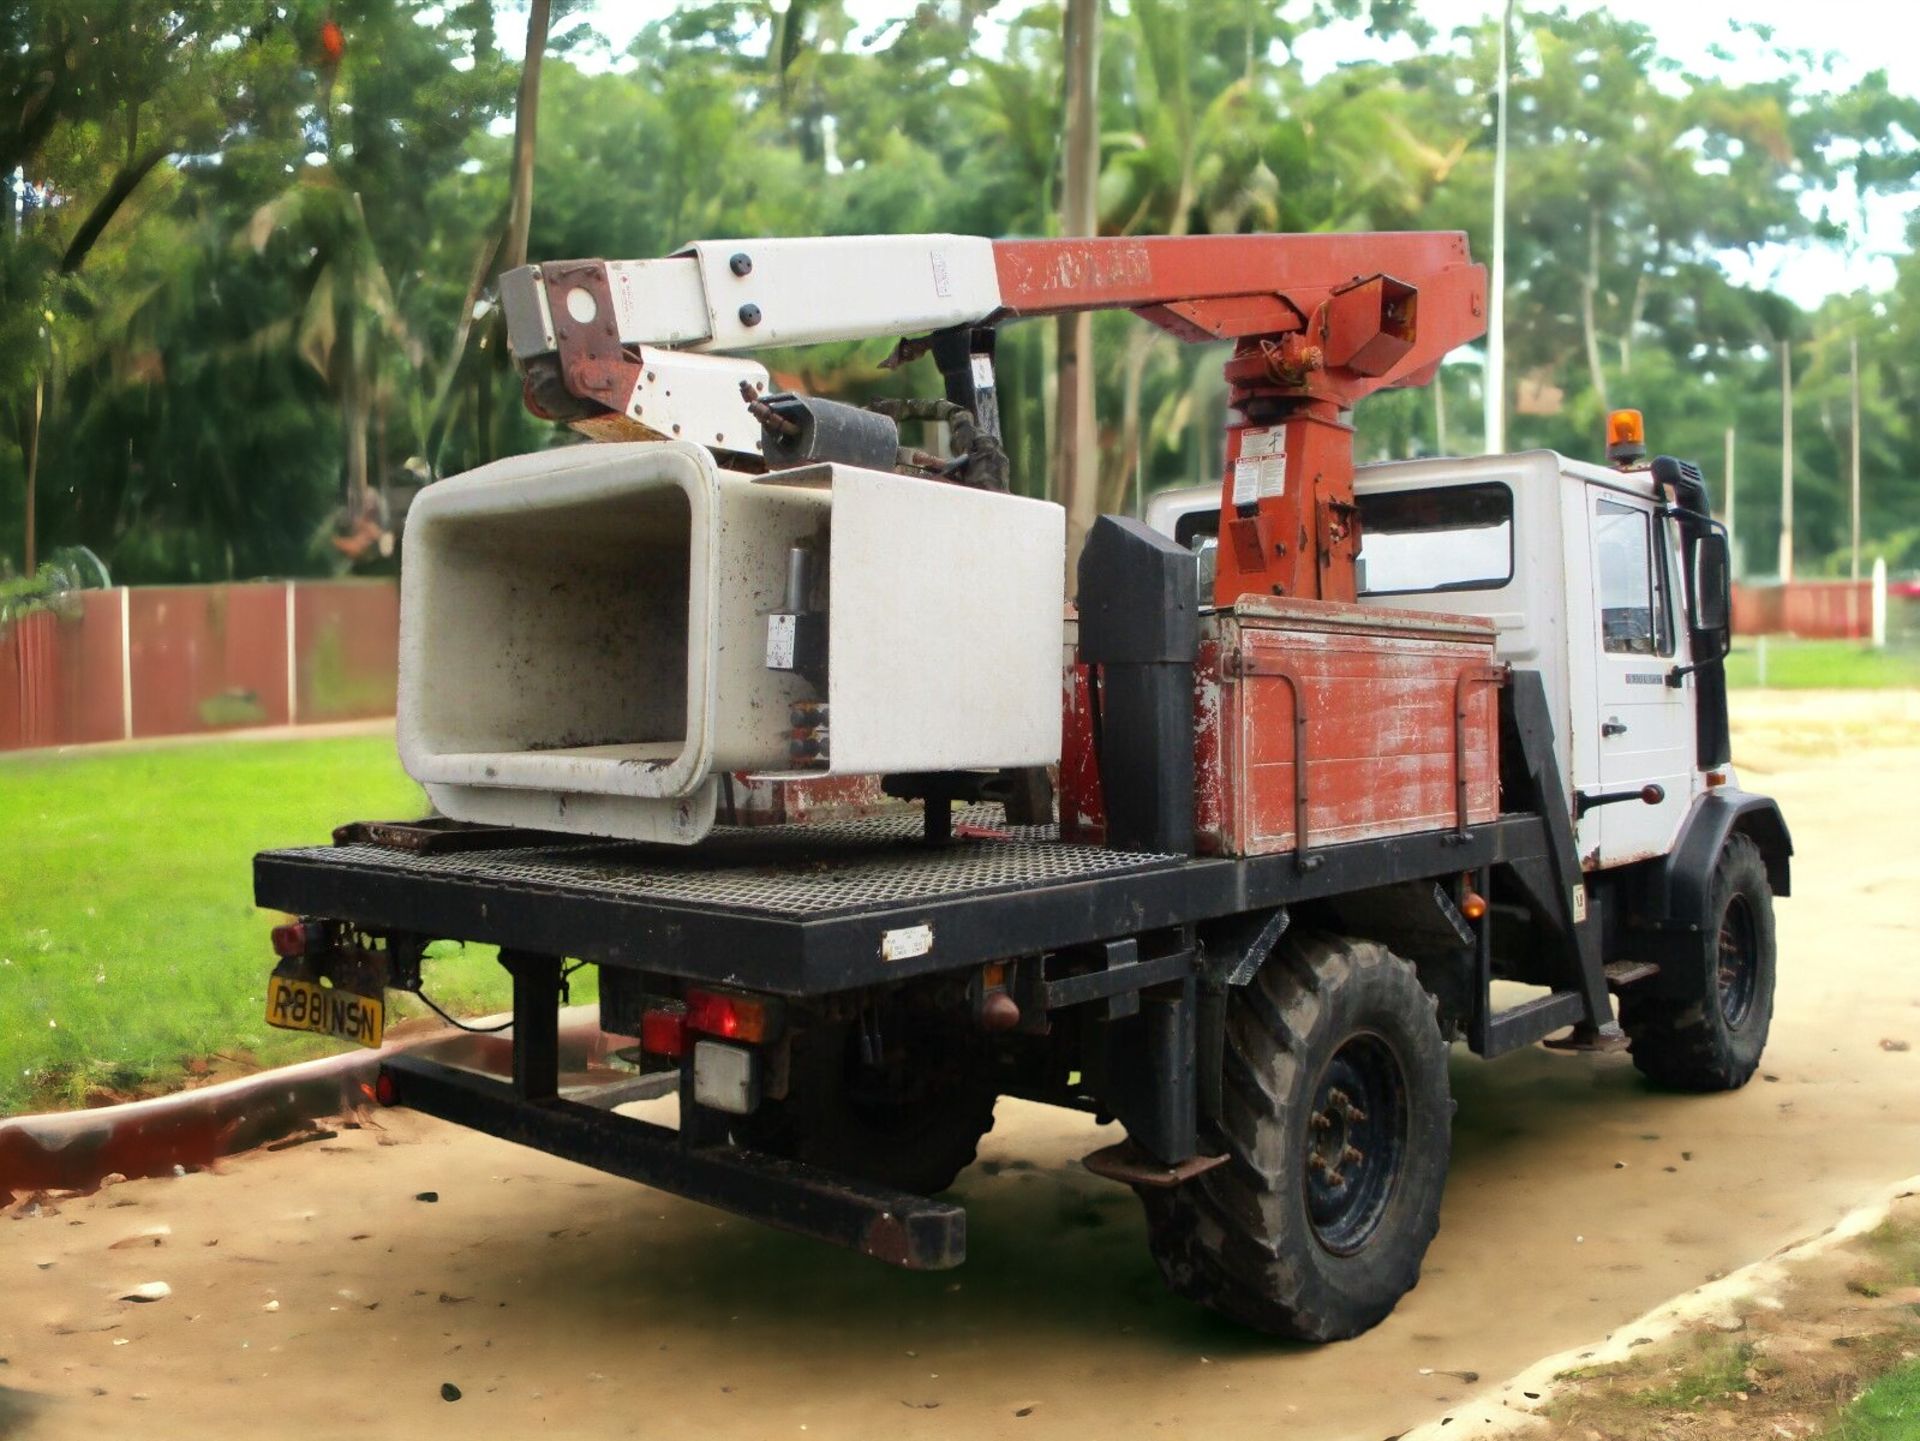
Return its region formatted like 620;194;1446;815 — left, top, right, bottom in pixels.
1652;789;1792;930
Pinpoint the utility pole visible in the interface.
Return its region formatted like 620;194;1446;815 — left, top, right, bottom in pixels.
1484;0;1513;456
1723;425;1736;578
1434;369;1449;455
1778;339;1793;583
1849;336;1862;585
1056;0;1101;589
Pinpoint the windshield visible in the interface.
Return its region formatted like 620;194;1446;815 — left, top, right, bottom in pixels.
1356;482;1514;596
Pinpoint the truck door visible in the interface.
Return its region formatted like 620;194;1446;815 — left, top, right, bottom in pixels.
1587;489;1692;866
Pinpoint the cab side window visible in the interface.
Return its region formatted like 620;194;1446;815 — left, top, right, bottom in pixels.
1594;498;1670;656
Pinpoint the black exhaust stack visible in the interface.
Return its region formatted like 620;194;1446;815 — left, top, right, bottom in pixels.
1076;516;1198;855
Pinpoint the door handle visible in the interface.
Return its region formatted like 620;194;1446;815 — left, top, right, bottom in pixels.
1601;718;1628;737
1575;783;1665;818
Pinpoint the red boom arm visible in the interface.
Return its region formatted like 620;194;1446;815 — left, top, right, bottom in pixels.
990;233;1487;606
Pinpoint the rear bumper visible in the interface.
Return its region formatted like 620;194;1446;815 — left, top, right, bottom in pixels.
378;1052;966;1271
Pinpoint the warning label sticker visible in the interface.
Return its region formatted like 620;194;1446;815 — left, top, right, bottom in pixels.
1235;427;1288;501
881;924;935;962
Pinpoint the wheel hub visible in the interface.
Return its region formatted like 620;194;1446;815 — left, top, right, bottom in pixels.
1716;894;1759;1029
1304;1034;1408;1256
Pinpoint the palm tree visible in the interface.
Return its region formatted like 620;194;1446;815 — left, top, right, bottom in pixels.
243;177;421;530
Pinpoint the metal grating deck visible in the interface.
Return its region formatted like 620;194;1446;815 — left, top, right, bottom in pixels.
267;807;1181;920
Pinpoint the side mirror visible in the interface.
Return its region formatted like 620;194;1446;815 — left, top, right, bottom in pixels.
1669;530;1733;689
1692;532;1730;634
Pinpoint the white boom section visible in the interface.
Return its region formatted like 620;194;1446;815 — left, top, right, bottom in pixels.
502;234;1004;358
570;349;770;454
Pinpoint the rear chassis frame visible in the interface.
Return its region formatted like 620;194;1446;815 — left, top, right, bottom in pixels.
254;673;1607;1271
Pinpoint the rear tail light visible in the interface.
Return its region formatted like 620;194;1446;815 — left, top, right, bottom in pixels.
639;1005;688;1059
684;988;779;1044
373;1071;399;1107
270;920;316;958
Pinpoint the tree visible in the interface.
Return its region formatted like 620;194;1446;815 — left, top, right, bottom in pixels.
0;0;307;573
7;0;1919;586
0;0;513;579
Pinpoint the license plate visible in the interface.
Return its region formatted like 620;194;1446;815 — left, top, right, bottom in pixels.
264;974;384;1049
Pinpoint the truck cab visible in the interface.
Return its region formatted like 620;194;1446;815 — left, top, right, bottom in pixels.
1146;447;1757;877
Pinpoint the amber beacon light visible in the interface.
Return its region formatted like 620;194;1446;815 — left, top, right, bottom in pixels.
1606;408;1647;468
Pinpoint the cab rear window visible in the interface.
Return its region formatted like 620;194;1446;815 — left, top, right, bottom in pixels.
1356;482;1514;596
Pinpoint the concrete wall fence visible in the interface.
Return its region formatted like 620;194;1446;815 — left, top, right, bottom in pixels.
0;580;398;753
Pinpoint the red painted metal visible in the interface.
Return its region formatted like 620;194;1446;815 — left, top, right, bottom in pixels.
128;584;287;736
723;772;898;828
1057;652;1106;843
1193;601;1500;859
0;591;125;751
1731;580;1883;640
991;233;1475;340
1061;604;1497;861
1;581;403;753
13;608;58;748
0;619;17;751
294;581;399;722
68;589;125;741
993;233;1486;608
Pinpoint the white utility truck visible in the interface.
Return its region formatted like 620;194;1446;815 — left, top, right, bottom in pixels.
256;231;1789;1341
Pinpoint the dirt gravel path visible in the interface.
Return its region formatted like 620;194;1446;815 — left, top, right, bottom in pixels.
4;693;1917;1441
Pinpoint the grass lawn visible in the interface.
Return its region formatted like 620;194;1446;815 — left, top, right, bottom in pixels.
1726;637;1920;689
0;734;591;1115
1827;1358;1920;1439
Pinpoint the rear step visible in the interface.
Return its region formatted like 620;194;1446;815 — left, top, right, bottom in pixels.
1480;990;1586;1057
1603;960;1660;988
379;1053;966;1270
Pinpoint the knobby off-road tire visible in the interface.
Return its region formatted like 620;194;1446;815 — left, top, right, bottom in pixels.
735;1017;997;1196
1620;832;1777;1092
1140;932;1452;1341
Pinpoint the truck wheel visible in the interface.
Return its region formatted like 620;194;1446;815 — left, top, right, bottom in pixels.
1621;832;1776;1091
735;1017;996;1196
1139;932;1451;1341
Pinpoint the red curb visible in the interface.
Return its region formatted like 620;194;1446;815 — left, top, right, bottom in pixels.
0;1007;615;1197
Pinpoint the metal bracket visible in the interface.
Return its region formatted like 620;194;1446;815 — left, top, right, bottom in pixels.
1452;663;1509;841
542;260;633;412
1041;942;1192;1014
498;949;562;1102
378;1054;966;1269
1082;1140;1228;1189
1226;648;1319;871
1198;907;1290;989
330;817;557;854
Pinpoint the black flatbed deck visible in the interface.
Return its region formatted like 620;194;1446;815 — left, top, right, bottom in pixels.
251;805;1559;997
255;806;1554;996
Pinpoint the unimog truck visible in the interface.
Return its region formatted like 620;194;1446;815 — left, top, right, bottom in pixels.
256;231;1788;1340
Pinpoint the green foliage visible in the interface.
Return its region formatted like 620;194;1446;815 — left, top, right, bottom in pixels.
0;545;108;623
1820;1357;1920;1440
1;0;1918;580
1631;1337;1760;1410
0;0;514;582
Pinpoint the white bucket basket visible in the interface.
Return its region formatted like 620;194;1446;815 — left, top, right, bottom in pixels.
398;441;1064;844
